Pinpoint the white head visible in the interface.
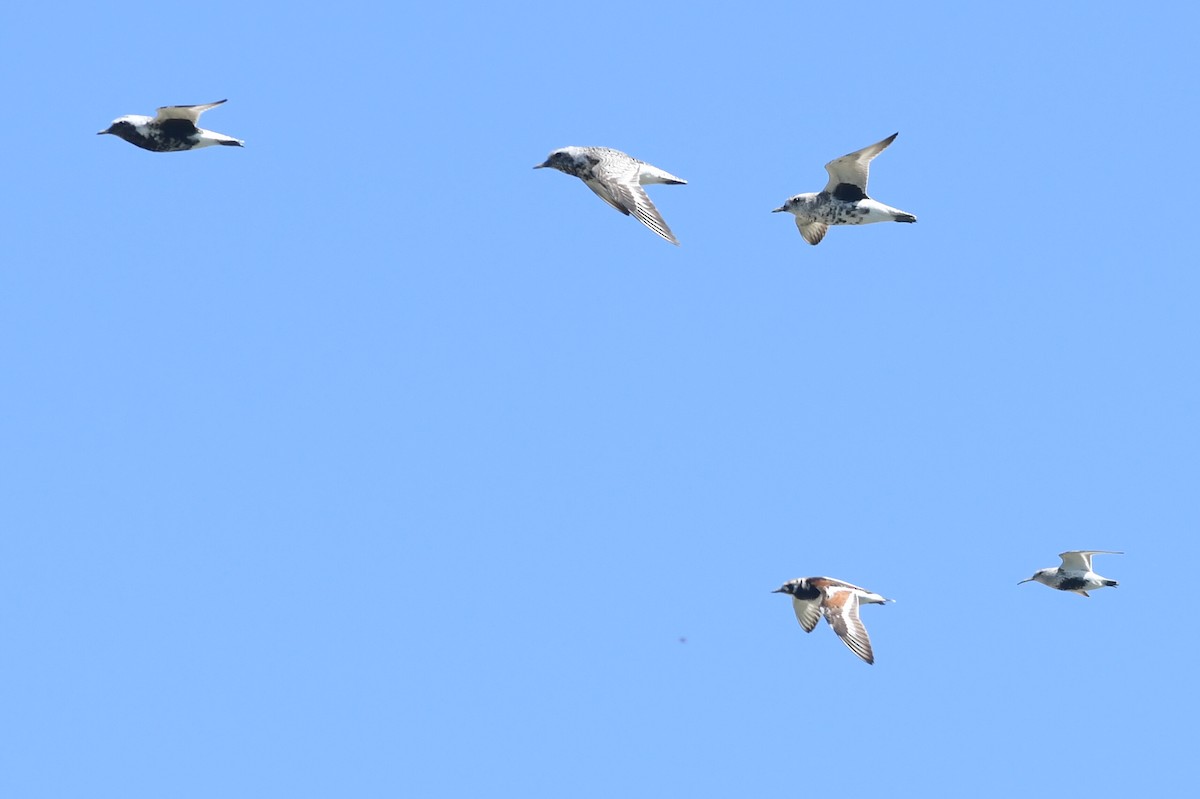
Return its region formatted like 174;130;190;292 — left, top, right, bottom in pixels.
1017;568;1055;587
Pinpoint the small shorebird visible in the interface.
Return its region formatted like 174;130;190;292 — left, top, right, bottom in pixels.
773;133;916;245
773;577;893;664
1018;550;1123;597
534;146;686;245
98;100;244;152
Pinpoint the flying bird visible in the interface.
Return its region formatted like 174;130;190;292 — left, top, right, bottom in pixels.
534;146;686;245
98;100;244;152
1018;550;1123;597
773;577;893;664
773;133;916;245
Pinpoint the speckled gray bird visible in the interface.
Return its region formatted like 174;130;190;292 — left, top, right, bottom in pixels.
535;146;686;245
773;133;915;245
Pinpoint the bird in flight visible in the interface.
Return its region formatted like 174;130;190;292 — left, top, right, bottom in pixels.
1018;550;1123;597
773;576;893;664
535;146;686;245
773;133;916;245
98;100;244;152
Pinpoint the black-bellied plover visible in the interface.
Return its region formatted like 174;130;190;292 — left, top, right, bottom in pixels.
1018;550;1123;597
534;146;686;245
98;100;244;152
773;133;916;245
773;577;893;664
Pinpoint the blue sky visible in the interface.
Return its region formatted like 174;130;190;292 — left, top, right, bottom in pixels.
2;1;1197;795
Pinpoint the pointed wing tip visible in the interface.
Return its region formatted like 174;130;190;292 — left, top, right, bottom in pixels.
652;218;680;245
840;635;875;664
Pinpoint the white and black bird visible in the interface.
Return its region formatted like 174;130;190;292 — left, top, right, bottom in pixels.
1018;550;1123;597
773;133;916;245
534;146;686;245
98;100;244;152
773;577;893;664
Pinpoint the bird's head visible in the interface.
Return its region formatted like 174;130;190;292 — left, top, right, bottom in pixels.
97;116;143;140
1017;569;1053;586
772;194;807;214
533;149;576;173
772;580;803;596
773;193;820;215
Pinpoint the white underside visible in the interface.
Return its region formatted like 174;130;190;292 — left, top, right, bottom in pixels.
851;198;910;224
194;128;244;147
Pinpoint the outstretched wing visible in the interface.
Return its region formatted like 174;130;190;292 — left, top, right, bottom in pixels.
583;165;680;245
821;588;875;664
154;100;228;124
791;594;824;633
822;133;898;197
795;219;828;245
1058;550;1123;571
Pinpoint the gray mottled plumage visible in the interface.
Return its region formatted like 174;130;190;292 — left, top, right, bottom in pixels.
98;100;244;153
535;146;686;245
773;133;916;245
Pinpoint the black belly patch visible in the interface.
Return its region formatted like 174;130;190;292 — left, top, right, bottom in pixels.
832;183;868;202
1057;576;1089;592
157;118;199;139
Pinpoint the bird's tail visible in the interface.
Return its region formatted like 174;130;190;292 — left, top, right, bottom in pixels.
892;211;917;223
199;129;245;147
1104;579;1119;587
639;164;687;185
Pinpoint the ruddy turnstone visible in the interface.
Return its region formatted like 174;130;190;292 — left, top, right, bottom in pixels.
773;576;893;664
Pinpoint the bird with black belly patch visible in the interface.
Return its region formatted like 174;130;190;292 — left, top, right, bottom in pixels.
98;100;244;152
773;133;916;245
1019;550;1123;597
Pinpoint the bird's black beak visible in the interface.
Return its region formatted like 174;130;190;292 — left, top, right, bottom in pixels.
97;129;110;135
1017;578;1033;585
532;163;547;169
771;206;786;213
771;588;786;593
